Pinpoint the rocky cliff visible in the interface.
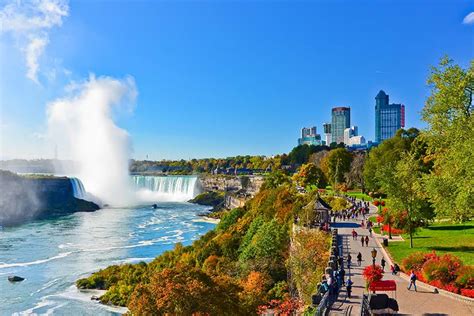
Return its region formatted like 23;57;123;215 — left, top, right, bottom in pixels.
0;170;99;226
199;175;264;195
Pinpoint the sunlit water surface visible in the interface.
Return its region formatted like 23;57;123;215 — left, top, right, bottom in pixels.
0;203;215;315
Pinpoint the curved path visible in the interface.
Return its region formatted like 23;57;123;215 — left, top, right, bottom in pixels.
328;204;474;315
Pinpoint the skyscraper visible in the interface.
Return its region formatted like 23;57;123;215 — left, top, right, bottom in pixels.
375;90;405;143
331;107;350;144
298;126;322;146
323;123;331;145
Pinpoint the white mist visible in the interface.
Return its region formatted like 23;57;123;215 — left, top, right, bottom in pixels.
47;75;137;206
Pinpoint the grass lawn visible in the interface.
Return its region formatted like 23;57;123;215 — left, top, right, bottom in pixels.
385;221;474;265
345;191;373;201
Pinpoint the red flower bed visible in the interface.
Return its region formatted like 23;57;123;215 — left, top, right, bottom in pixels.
373;200;380;207
460;289;474;298
381;224;403;235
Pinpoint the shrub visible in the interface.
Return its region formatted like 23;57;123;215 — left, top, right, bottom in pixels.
455;266;474;289
382;224;403;235
401;252;427;272
422;254;462;284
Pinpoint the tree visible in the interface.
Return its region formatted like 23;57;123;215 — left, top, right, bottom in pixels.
321;148;352;187
422;57;474;222
292;163;327;188
381;152;434;248
345;152;366;191
308;150;329;169
363;128;420;193
287;145;328;165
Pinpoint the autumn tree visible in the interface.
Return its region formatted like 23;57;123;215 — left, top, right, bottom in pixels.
292;163;327;188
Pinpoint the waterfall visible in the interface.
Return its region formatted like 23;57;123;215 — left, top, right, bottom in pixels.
132;175;200;202
70;177;86;199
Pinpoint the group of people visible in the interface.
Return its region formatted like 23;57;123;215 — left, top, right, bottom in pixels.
330;200;370;223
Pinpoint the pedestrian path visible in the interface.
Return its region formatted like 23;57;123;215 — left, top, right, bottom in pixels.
328;204;474;315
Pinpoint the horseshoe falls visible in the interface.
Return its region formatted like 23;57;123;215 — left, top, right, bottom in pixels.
132;175;201;202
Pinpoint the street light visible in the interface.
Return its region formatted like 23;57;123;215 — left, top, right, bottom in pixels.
371;248;377;267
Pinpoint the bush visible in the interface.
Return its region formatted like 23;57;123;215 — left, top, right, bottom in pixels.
455;266;474;289
422;254;462;284
401;252;427;272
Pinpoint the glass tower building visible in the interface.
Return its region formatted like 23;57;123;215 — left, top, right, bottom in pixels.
375;90;405;143
331;107;351;144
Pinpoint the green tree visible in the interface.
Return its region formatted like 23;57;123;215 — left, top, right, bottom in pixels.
422;57;474;222
322;148;352;187
381;152;434;248
363;128;420;193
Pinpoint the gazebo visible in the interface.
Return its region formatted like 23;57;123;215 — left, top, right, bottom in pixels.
314;197;332;229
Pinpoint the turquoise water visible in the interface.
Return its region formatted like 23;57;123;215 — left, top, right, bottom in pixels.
0;203;215;315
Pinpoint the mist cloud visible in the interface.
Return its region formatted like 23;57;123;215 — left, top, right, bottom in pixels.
47;75;138;206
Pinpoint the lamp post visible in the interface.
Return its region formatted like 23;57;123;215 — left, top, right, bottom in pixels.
371;248;377;268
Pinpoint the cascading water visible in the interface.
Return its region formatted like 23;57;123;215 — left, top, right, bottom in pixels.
132;175;200;202
70;177;86;199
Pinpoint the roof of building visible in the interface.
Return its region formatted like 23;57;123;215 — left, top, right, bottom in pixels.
376;90;388;98
332;106;350;112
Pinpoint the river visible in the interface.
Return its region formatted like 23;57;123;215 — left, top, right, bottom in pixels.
0;192;215;314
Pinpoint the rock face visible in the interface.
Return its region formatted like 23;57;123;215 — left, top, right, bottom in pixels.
199;175;264;195
198;175;265;210
0;170;99;226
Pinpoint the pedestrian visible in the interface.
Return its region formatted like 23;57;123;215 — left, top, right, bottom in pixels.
361;220;365;228
394;263;400;275
338;256;343;267
352;229;357;240
347;254;352;269
361;236;365;247
357;252;362;266
381;258;386;271
408;270;417;291
346;277;353;298
390;265;396;275
369;227;372;236
365;236;369;247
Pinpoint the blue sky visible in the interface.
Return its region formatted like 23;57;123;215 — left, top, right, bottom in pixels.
1;0;473;160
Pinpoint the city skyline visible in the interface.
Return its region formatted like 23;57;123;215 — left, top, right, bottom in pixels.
1;1;473;160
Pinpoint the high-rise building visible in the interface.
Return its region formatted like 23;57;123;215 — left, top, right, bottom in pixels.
331;107;351;144
323;123;331;145
343;126;358;145
298;126;322;146
375;90;405;143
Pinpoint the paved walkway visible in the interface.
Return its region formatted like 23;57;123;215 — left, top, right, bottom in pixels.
328;204;474;316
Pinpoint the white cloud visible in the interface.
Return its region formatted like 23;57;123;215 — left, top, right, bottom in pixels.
25;36;48;83
0;0;69;83
463;12;474;25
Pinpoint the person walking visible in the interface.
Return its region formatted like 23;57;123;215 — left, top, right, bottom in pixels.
408;271;418;291
347;254;352;269
357;252;362;266
381;258;386;271
369;227;373;236
365;236;369;247
346;277;353;298
352;229;358;240
361;236;365;247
